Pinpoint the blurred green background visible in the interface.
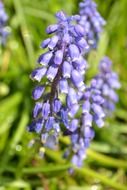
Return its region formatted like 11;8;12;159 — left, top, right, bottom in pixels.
0;0;127;189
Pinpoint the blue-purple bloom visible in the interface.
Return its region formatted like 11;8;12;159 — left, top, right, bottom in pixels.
28;8;120;167
93;56;121;115
78;0;106;48
0;1;9;45
66;78;105;167
28;11;88;156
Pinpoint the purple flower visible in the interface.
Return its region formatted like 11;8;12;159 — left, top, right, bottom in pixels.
65;78;105;167
28;11;88;154
0;2;9;45
93;56;120;115
32;85;45;100
28;8;120;168
78;0;106;48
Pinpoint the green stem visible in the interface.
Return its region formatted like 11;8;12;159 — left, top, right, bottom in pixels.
22;164;71;174
19;165;127;190
76;167;127;190
87;149;127;170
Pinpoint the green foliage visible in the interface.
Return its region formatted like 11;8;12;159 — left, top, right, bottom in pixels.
0;0;127;189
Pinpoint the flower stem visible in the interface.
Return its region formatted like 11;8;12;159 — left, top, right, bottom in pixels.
87;149;127;170
20;164;127;190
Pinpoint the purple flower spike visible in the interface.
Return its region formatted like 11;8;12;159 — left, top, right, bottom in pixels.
78;0;106;48
93;56;120;115
29;10;89;157
28;9;119;168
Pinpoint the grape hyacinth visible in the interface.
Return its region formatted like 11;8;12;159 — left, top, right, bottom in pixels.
66;78;105;167
94;56;121;115
79;0;106;48
0;1;9;45
28;11;89;156
28;7;120;167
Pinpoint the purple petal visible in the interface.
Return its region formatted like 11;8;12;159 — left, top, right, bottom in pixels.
63;33;70;43
55;11;66;21
30;67;47;82
54;50;63;65
74;24;85;37
68;44;80;61
77;38;89;51
84;126;92;138
68;104;79;118
35;118;44;133
82;113;93;127
71;69;84;89
41;38;50;48
32;85;45;100
62;61;72;78
94;115;104;128
46;24;58;34
48;35;59;50
61;108;68;126
46;65;58;81
82;101;91;113
69;119;79;132
92;103;105;118
38;52;53;66
41;133;48;144
33;102;42;118
53;99;62;113
42;102;50;119
45;135;57;149
67;87;78;105
45;116;55;131
59;79;68;94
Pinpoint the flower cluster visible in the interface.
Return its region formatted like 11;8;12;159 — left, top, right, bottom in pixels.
0;1;9;45
79;0;106;48
28;11;89;153
68;78;105;167
28;1;120;167
93;57;121;115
